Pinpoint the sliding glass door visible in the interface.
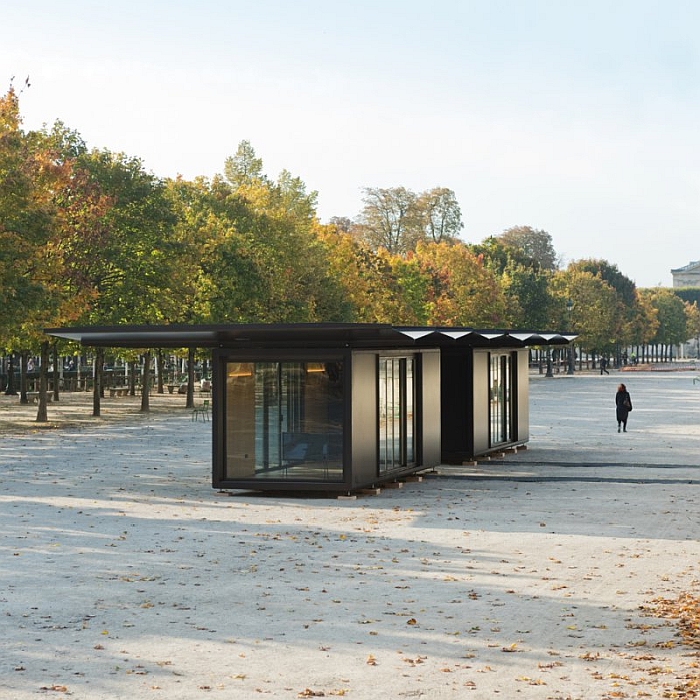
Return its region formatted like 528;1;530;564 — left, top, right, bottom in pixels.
378;356;415;474
489;352;513;446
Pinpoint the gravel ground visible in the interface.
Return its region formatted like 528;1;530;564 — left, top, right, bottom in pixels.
1;371;698;699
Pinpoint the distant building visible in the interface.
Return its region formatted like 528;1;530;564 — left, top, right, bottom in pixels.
670;262;700;360
671;261;700;288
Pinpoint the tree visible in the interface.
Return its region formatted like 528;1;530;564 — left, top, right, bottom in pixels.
0;87;52;341
644;288;688;360
356;186;420;255
327;216;355;234
550;268;619;357
413;241;509;326
318;228;409;323
350;185;466;256
570;259;636;306
568;259;641;360
274;169;318;222
626;291;658;353
1;94;95;418
673;287;700;307
499;263;553;329
388;253;432;324
71;149;182;414
470;237;553;329
469;236;537;274
497;226;559;271
182;166;348;324
77;149;181;325
223;140;264;189
685;301;700;357
417;187;463;243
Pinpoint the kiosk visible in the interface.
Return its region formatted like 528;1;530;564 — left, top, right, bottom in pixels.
47;323;573;493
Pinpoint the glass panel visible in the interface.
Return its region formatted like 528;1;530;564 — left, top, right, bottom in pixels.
490;355;500;445
225;362;256;478
225;360;344;481
255;362;280;471
379;358;398;474
405;358;414;464
391;359;401;469
378;356;416;475
502;355;511;442
489;353;512;445
378;358;389;473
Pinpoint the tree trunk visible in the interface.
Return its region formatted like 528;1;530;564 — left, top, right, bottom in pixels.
140;350;151;412
4;353;18;395
19;351;29;404
36;342;50;422
52;343;60;402
92;348;103;417
129;361;137;396
156;349;164;394
186;347;195;409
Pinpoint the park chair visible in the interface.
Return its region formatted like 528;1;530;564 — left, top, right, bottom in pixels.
192;399;210;421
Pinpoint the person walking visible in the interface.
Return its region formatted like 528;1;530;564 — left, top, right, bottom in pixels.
600;357;610;375
615;383;632;432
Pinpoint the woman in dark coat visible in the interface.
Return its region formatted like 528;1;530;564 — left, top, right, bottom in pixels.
615;383;632;432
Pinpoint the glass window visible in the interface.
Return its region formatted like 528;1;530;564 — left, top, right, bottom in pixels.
489;353;513;446
224;360;344;481
378;356;415;474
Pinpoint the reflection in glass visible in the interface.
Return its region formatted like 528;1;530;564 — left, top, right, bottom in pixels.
379;356;415;474
225;361;344;481
489;353;512;445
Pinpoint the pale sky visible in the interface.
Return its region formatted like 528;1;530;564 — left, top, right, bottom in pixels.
4;0;699;287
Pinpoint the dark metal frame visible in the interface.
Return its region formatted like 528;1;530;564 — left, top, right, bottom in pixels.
212;347;352;492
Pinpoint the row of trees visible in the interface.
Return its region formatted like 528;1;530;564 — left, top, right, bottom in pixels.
2;85;700;419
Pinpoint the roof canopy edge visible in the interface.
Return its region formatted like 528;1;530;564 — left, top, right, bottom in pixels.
45;323;575;349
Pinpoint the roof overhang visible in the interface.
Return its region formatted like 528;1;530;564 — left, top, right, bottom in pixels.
45;323;576;350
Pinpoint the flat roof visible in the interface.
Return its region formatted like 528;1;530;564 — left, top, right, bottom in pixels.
45;323;575;349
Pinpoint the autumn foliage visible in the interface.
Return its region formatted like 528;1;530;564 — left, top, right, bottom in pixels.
1;89;697;366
